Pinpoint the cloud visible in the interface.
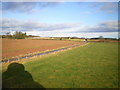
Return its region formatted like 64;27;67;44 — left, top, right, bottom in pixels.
76;21;118;33
91;21;118;32
79;0;119;2
98;3;118;14
2;2;118;14
26;30;118;38
84;11;92;14
78;2;118;14
92;2;118;14
2;0;119;2
1;18;118;34
1;18;118;38
1;18;80;33
2;2;59;13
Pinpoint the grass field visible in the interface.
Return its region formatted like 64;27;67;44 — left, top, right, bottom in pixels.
2;42;118;88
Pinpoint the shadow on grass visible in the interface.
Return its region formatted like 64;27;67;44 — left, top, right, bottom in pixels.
2;63;45;89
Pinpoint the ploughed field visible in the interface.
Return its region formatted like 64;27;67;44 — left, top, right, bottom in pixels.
2;39;84;59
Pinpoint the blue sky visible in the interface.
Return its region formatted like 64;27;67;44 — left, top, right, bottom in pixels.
1;1;119;38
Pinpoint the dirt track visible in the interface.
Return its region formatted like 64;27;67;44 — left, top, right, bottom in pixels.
2;39;85;58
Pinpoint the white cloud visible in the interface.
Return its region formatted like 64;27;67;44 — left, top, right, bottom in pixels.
1;18;118;38
2;2;60;13
76;20;118;33
84;11;92;14
1;18;81;33
98;3;118;14
2;2;118;14
27;30;118;38
79;0;119;2
2;0;119;2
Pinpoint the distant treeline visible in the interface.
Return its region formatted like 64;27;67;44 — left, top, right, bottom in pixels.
50;37;85;40
89;38;118;40
1;31;39;39
1;32;119;41
51;36;119;40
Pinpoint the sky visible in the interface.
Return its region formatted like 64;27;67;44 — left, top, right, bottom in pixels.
1;1;119;38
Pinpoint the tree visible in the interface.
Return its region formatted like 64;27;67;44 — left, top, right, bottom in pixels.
99;36;104;39
6;32;12;38
14;31;26;39
60;37;62;40
6;32;11;36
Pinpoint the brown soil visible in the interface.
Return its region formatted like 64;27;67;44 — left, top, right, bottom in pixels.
2;39;85;58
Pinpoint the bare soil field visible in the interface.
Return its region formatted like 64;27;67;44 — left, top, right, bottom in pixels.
2;39;85;58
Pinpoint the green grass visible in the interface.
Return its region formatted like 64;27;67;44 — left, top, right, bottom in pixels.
2;42;118;88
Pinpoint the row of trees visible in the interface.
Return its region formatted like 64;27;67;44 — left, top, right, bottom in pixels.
2;31;27;39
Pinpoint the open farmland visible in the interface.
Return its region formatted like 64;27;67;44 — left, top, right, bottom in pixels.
2;39;85;59
2;42;118;88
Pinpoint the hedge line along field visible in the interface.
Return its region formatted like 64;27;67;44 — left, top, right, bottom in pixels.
2;42;118;88
2;39;84;59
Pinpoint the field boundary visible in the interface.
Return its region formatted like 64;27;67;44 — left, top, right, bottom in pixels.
1;42;89;63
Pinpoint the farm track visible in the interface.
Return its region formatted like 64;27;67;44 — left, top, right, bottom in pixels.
0;42;88;63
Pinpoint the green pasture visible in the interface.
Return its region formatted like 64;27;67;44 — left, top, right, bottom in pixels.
2;42;118;88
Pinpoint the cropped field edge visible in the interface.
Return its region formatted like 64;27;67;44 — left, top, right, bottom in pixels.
1;42;88;63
